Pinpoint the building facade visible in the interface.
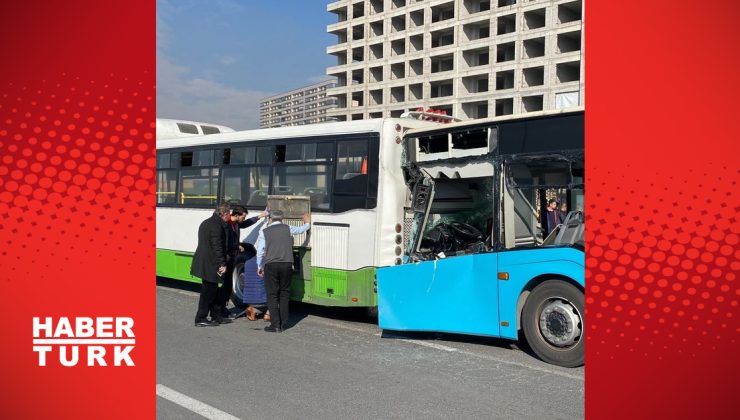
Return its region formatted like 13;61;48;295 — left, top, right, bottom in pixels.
325;0;583;121
259;80;338;128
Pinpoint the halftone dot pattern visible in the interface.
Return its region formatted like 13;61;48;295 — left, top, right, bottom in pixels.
586;166;740;360
0;74;155;283
0;71;156;419
0;1;155;418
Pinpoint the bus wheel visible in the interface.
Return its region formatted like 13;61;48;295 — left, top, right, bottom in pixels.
522;280;584;367
230;263;246;309
366;306;378;319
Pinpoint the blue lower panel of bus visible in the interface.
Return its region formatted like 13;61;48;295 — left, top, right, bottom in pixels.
377;253;501;337
377;247;584;340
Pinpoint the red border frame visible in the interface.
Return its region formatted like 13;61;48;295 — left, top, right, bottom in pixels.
0;0;737;417
586;1;739;418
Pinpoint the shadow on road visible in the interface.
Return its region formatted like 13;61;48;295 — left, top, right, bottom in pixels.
156;276;376;325
157;277;542;361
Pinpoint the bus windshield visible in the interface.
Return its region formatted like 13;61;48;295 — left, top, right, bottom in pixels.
401;112;585;261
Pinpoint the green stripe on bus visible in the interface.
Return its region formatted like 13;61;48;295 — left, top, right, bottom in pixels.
156;249;201;283
156;249;377;307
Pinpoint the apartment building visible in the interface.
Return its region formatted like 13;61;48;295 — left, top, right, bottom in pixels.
259;80;338;128
325;0;583;121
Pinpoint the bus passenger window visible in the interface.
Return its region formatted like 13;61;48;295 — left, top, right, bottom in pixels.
272;165;332;210
285;144;301;162
180;168;219;207
418;134;448;154
156;153;171;169
229;147;255;164
156;169;177;205
193;150;214;166
335;140;368;192
333;139;377;212
316;143;334;161
256;146;273;164
180;151;192;167
222;167;270;207
275;145;286;163
451;129;487;150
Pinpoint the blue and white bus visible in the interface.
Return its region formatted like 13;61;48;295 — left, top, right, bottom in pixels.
377;108;585;367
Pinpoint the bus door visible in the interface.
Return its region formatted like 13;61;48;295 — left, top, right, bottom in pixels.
377;176;500;336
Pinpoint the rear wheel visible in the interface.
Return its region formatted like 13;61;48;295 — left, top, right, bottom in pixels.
230;263;246;308
522;280;584;367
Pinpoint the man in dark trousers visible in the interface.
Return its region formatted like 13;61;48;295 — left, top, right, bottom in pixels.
255;210;310;332
216;205;267;320
191;203;231;327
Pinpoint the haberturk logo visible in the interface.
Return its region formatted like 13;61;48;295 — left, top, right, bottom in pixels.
32;317;136;367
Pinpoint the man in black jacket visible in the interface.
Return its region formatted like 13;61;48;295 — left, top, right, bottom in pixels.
216;205;267;320
191;204;231;327
541;198;561;238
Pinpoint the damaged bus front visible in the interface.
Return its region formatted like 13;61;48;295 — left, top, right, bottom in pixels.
377;109;585;367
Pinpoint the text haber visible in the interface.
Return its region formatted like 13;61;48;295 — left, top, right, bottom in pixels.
32;317;136;367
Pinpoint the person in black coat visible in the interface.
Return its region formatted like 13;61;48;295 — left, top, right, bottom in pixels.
541;198;561;239
192;204;231;327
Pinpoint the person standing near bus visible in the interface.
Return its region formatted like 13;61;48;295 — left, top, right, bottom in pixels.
216;205;267;320
541;198;560;238
191;204;231;327
558;201;569;224
255;210;310;332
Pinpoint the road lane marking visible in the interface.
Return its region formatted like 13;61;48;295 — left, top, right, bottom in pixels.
305;316;379;335
399;339;458;352
303;315;583;381
156;384;240;420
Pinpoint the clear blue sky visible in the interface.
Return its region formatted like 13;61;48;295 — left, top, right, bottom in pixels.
157;0;334;129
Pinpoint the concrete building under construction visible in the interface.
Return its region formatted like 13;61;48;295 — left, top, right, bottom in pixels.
325;0;584;121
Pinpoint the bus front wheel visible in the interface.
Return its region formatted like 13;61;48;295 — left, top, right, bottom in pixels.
522;280;584;367
230;263;246;309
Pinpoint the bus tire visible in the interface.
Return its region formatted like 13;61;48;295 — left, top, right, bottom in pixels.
230;263;246;309
366;306;378;319
522;280;584;367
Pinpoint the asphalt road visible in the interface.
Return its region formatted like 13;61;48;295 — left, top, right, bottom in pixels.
156;279;584;419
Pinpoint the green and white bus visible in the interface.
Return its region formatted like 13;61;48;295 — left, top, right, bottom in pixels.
156;117;440;310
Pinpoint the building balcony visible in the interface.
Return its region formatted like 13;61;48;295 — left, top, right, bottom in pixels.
327;1;349;12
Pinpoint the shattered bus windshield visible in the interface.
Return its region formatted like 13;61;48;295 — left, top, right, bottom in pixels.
402;112;585;262
417;177;494;257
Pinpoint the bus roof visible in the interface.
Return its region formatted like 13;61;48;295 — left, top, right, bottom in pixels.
156;118;432;150
156;118;236;140
403;107;585;139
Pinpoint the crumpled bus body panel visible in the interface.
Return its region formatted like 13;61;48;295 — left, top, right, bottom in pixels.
377;253;500;336
377;246;584;340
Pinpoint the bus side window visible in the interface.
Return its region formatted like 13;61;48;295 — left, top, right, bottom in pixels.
156;169;178;205
333;140;369;212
